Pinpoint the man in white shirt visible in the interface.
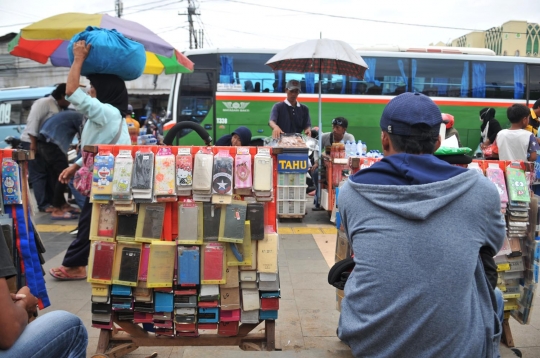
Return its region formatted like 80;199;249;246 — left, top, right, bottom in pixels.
20;84;70;212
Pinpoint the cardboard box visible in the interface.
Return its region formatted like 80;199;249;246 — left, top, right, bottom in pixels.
218;321;239;336
241;309;259;324
220;287;240;310
257;233;278;273
241;288;260;311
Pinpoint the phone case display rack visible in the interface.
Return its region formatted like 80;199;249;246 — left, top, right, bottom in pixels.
333;158;539;349
84;144;281;358
470;159;539;347
0;149;50;309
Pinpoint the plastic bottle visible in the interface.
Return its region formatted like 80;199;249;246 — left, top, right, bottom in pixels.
362;143;367;156
356;140;363;156
344;141;349;158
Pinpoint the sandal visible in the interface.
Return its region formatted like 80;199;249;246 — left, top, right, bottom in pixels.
39;205;54;213
62;205;81;214
49;267;86;281
51;212;78;221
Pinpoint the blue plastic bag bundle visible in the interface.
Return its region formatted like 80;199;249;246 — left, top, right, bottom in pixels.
68;26;146;81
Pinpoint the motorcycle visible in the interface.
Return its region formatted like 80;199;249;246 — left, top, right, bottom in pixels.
4;136;21;149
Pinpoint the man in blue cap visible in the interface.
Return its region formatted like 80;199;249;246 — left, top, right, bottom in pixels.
337;93;505;357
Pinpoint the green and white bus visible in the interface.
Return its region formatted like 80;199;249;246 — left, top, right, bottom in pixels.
165;47;540;150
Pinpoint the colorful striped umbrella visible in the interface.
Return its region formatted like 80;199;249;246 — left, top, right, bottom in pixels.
8;12;194;75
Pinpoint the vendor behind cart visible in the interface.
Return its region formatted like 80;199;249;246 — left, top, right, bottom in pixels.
268;80;311;139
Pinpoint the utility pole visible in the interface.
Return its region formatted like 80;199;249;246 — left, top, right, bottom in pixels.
115;0;123;18
179;0;201;49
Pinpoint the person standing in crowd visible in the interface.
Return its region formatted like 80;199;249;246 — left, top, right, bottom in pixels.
125;104;140;144
20;84;71;213
337;93;505;357
215;126;252;146
0;227;88;357
528;99;540;144
496;104;538;162
269;79;311;139
37;110;84;220
310;117;356;210
319;117;355;148
49;40;130;281
442;113;462;147
479;107;502;150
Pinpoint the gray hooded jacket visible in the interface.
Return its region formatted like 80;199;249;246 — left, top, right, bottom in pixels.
338;154;505;358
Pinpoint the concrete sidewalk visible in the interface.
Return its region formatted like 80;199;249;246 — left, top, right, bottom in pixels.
34;205;540;357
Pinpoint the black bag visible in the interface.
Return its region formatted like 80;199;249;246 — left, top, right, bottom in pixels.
327;257;354;290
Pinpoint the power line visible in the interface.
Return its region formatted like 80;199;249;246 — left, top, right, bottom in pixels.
195;14;213;47
123;0;183;16
99;0;180;14
211;0;529;35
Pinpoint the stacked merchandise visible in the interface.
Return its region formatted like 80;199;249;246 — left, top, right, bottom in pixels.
87;145;280;337
476;161;538;325
1;152;49;308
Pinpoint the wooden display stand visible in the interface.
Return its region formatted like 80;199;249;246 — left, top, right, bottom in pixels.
85;145;280;357
93;319;277;357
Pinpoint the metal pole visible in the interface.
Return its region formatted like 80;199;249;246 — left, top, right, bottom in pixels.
317;67;322;208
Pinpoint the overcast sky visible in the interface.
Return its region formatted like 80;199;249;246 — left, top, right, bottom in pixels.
0;0;539;52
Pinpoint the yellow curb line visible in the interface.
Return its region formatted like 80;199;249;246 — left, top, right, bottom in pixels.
35;224;77;233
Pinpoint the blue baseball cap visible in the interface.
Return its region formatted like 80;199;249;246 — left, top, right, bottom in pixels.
380;92;442;136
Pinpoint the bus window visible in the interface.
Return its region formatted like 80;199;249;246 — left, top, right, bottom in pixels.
178;70;214;127
361;57;410;95
218;53;275;93
413;59;468;98
471;61;524;99
0;99;32;125
529;65;540;101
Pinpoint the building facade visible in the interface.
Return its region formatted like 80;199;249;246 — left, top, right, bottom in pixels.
451;20;540;57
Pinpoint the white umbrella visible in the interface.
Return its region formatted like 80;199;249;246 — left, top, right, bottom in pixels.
266;38;368;206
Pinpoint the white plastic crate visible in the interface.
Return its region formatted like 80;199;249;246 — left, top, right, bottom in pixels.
278;200;306;215
277;186;307;201
277;172;306;187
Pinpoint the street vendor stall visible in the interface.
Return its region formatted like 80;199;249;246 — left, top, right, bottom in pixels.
80;144;281;357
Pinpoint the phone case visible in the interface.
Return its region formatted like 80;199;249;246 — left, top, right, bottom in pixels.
178;205;199;242
193;152;213;192
178;246;200;285
176;152;193;194
203;203;221;241
138;244;151;281
154;148;176;196
112;150;134;200
2;158;22;205
142;205;165;239
97;204;117;237
253;154;272;191
92;152;115;199
246;203;264;240
116;214;138;239
219;201;247;243
203;244;224;281
91;242;116;281
234;151;252;189
132;151;155;190
212;153;233;195
119;247;141;283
